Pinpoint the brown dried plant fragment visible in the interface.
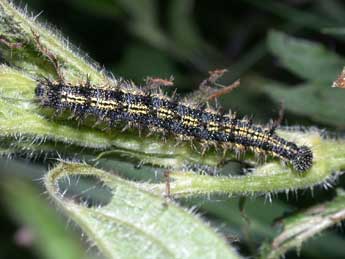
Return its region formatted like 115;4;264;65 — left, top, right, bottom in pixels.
207;79;240;101
189;69;240;105
144;76;174;91
0;34;23;49
31;29;64;81
332;68;345;88
267;100;285;134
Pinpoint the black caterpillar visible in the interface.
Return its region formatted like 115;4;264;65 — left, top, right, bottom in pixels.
35;80;313;172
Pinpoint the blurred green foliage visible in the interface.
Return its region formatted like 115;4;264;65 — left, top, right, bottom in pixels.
1;0;345;259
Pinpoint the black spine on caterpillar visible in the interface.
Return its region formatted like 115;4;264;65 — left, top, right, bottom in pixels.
35;81;313;172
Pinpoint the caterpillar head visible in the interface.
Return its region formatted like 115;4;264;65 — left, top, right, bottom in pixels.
292;146;313;172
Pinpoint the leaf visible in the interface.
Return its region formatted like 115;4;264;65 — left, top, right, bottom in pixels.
0;0;104;83
322;27;345;35
1;178;86;259
115;44;177;82
168;0;204;54
116;0;172;53
260;190;345;259
265;31;345;126
267;30;344;84
263;81;345;126
44;162;240;259
67;0;121;18
317;0;345;24
243;0;336;30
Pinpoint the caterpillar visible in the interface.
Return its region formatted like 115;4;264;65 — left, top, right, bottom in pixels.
35;79;313;172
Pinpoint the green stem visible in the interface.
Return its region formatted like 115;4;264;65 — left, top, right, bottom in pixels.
260;189;345;259
139;130;345;197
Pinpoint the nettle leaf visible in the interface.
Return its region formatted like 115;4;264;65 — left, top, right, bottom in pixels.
2;178;87;259
260;190;345;259
265;31;345;126
44;162;240;259
115;44;177;82
264;81;345;126
268;30;344;84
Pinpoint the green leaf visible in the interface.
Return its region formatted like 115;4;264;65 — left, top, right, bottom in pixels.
267;30;344;83
260;190;345;259
265;31;345;126
1;178;86;259
243;0;336;30
115;44;177;82
168;0;204;56
317;0;345;24
263;81;345;126
67;0;121;18
0;0;105;83
116;0;171;53
322;27;345;35
44;162;240;259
